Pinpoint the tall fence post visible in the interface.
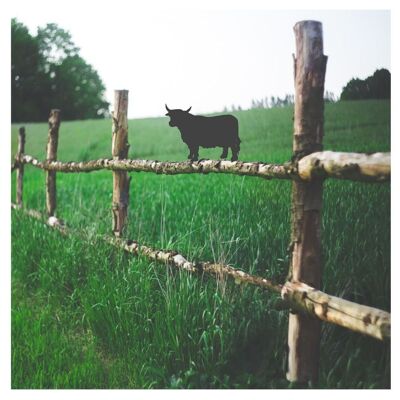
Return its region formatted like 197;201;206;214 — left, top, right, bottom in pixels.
46;109;60;217
287;21;327;384
16;126;26;207
112;90;130;237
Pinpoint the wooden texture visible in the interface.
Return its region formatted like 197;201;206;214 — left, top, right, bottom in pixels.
46;110;60;217
112;90;130;237
16;127;26;207
287;20;328;384
12;203;391;341
17;152;390;182
19;155;293;179
12;203;66;232
105;236;282;293
298;151;390;182
282;282;390;341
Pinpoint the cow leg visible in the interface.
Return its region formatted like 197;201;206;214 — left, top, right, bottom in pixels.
220;147;228;159
187;145;194;160
230;141;240;161
189;145;199;161
192;146;199;161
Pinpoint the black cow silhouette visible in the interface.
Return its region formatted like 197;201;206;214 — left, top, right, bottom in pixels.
165;105;241;161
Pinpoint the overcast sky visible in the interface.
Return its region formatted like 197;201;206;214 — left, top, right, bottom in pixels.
10;4;390;118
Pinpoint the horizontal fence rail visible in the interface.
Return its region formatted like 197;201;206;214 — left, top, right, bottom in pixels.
15;151;390;182
17;155;294;179
281;282;390;341
298;151;391;182
11;203;391;341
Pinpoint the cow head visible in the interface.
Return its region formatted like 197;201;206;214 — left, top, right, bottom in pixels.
165;104;192;127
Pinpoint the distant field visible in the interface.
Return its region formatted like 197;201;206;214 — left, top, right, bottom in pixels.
11;100;390;388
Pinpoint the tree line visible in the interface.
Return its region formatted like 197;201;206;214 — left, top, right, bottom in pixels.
340;68;390;100
227;69;390;112
11;19;109;122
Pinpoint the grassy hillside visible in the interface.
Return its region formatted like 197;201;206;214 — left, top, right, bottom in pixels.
11;100;390;388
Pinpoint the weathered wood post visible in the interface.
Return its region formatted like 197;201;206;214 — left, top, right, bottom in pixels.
16;127;26;207
287;21;327;384
46;109;60;217
111;90;130;237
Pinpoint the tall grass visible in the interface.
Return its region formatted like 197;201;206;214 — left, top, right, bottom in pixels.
11;100;390;388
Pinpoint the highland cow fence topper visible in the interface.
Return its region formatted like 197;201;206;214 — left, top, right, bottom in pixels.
11;21;390;384
165;104;241;161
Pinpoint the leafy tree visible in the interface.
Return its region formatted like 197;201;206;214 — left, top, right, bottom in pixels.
11;19;109;122
49;55;109;120
37;23;79;67
11;18;42;121
340;69;390;101
367;69;391;99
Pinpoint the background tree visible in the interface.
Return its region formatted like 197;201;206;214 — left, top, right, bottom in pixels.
37;23;79;66
11;19;109;122
11;19;41;122
366;69;391;99
49;55;110;120
340;69;390;100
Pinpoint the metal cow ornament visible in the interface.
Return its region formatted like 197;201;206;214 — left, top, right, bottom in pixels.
165;105;241;161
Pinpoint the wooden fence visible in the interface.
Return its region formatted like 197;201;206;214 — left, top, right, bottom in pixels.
11;21;390;384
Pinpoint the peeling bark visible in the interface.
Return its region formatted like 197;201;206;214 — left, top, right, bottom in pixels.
298;151;390;182
19;155;294;180
112;90;130;237
17;152;389;182
282;281;390;341
46;110;60;217
104;236;282;292
287;20;327;384
16;127;26;207
11;203;66;232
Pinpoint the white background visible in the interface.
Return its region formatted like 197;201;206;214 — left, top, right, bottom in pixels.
1;0;398;399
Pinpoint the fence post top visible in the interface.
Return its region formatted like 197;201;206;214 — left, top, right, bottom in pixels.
294;20;322;29
48;109;61;127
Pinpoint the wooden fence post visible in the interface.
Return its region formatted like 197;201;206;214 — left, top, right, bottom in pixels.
287;21;327;384
16;127;26;207
46;109;60;217
112;90;130;237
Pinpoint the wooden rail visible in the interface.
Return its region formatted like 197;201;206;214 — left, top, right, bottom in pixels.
11;20;390;385
298;151;390;182
15;152;390;182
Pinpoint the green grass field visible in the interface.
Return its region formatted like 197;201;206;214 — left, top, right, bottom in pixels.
11;100;390;388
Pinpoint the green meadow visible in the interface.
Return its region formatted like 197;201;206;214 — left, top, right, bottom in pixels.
11;100;390;388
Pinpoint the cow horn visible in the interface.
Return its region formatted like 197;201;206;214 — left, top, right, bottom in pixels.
165;104;171;112
185;106;192;112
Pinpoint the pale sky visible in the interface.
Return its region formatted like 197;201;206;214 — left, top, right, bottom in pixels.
9;4;391;118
